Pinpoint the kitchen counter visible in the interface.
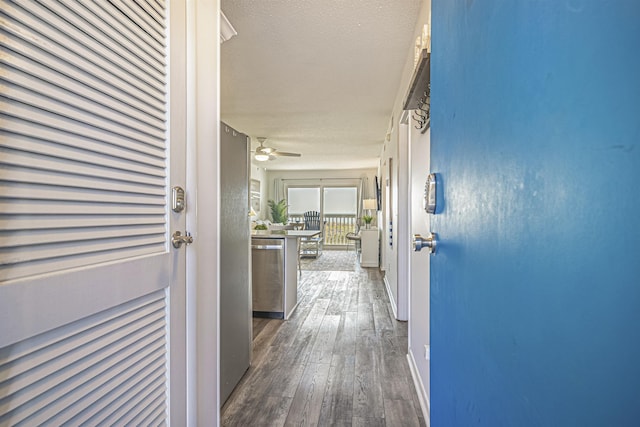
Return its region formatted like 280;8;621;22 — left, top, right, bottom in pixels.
251;230;321;239
251;232;319;320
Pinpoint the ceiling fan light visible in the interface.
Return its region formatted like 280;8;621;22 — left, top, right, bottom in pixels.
254;153;270;161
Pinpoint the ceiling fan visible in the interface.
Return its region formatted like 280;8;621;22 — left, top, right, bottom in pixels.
253;137;301;161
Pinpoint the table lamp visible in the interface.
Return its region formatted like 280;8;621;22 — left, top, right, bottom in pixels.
363;198;377;228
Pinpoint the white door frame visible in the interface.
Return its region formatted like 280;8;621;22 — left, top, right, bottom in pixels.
396;113;411;321
185;1;221;425
168;0;188;423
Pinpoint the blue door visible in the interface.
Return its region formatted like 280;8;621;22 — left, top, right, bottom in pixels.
430;2;640;425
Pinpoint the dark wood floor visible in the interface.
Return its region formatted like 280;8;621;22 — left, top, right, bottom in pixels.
221;256;426;426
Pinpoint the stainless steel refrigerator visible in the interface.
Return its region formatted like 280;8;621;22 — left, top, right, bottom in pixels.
220;123;251;404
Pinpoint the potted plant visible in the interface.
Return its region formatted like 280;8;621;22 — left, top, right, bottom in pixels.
362;214;374;229
268;199;289;228
253;222;269;235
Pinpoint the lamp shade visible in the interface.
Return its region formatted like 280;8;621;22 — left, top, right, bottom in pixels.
363;199;377;210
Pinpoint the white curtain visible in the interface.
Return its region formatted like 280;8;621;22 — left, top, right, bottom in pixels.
273;178;283;201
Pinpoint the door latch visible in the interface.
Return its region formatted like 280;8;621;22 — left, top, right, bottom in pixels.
172;231;193;249
413;233;437;254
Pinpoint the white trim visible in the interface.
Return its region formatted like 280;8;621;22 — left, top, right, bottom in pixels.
400;110;410;125
383;275;398;319
396;121;410;321
220;11;237;43
0;253;170;348
407;351;430;426
168;0;189;422
187;0;220;425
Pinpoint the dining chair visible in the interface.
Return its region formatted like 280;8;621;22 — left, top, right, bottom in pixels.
300;211;323;258
345;218;361;254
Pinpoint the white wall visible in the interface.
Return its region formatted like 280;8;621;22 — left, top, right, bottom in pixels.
249;163;268;220
266;168;378;207
380;132;399;315
409;125;431;417
379;0;432;420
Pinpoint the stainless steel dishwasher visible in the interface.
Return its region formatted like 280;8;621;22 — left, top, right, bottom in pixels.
251;238;285;318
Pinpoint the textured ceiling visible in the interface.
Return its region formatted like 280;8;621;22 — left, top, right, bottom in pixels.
221;0;422;170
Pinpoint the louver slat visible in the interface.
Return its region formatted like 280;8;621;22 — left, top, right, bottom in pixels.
16;1;165;77
0;126;166;170
0;291;167;426
0;0;168;283
88;0;165;63
1;2;166;101
135;0;165;26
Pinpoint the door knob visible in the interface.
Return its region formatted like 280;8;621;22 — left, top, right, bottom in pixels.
413;233;437;254
172;231;193;249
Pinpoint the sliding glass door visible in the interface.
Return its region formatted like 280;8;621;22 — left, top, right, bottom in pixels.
287;187;321;218
323;187;357;245
286;185;359;246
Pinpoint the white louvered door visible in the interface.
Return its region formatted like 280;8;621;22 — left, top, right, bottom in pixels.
0;0;187;424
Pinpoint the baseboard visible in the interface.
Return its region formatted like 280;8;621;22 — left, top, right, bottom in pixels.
407;350;430;426
383;275;398;319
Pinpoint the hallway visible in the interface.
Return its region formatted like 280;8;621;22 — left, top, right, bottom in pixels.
221;252;425;426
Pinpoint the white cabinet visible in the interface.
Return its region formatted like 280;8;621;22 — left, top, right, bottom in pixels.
360;228;379;267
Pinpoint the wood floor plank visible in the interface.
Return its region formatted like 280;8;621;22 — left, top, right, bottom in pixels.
356;302;375;332
317;276;338;299
253;317;270;339
344;280;360;312
333;311;357;356
261;396;295;426
383;398;422;427
269;303;313;348
353;331;384;419
380;328;403;358
325;277;348;315
357;277;373;303
352;416;385;426
378;330;415;401
381;355;415;401
221;345;283;415
284;362;331;426
394;318;409;337
328;270;350;281
221;251;427;426
318;354;355;425
308;315;341;364
274;362;309;399
252;319;283;365
371;280;387;300
280;299;331;366
373;299;394;332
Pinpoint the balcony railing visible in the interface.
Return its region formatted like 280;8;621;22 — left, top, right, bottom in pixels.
289;214;357;246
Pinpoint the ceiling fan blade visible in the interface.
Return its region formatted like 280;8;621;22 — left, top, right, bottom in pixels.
253;137;301;159
273;151;302;157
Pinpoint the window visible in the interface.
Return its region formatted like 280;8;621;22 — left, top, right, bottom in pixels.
323;187;357;215
286;183;360;245
287;187;320;215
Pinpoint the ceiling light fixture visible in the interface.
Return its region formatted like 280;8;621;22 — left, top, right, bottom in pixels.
254;153;270;162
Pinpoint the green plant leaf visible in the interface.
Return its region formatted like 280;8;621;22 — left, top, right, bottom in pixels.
268;199;289;224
